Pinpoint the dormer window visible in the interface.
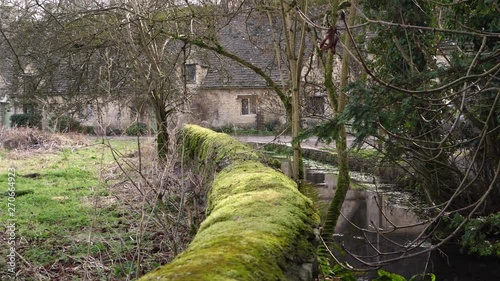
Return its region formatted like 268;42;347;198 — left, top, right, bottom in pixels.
185;64;196;83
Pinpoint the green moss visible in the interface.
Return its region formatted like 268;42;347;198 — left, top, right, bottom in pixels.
139;126;320;281
184;124;259;167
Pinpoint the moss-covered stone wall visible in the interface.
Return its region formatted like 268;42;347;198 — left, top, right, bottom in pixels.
139;125;320;281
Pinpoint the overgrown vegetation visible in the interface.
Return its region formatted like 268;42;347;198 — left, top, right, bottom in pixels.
50;115;82;133
124;122;151;136
372;270;435;281
10;113;42;129
0;128;202;280
440;213;500;257
0;127;88;150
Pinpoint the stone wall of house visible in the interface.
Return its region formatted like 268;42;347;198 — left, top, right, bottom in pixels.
80;101;141;133
191;88;285;129
0;103;5;127
0;102;12;128
11;96;138;133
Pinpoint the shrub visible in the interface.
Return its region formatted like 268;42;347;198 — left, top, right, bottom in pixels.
106;128;123;136
124;123;149;136
80;125;96;135
441;213;500;257
10;114;41;128
53;116;82;132
212;124;235;134
264;119;281;132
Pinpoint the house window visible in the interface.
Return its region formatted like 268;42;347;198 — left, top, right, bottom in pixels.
22;74;36;96
22;104;37;115
185;64;196;83
240;96;257;115
308;96;325;115
78;103;93;120
130;106;138;119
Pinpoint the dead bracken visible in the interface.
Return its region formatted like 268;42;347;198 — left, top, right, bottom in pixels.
0;127;89;151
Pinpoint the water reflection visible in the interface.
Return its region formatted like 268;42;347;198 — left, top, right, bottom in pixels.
281;159;499;281
279;160;429;278
311;170;429;279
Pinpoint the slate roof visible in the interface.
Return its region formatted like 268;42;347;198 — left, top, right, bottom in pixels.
200;14;287;89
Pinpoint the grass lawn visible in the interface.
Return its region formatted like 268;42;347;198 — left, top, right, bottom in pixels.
0;136;168;280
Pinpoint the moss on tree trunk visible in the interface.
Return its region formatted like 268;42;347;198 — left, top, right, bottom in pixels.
321;1;357;241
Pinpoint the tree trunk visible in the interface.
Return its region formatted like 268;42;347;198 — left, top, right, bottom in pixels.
153;94;169;160
322;1;356;241
282;1;308;183
290;34;301;181
291;78;303;181
41;103;49;131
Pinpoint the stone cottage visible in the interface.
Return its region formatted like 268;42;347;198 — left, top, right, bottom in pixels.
187;15;296;130
2;11;324;133
187;52;286;130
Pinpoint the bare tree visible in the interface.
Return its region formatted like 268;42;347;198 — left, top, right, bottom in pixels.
4;0;191;158
103;0;190;158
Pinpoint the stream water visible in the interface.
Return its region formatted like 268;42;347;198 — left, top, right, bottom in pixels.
281;159;500;281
